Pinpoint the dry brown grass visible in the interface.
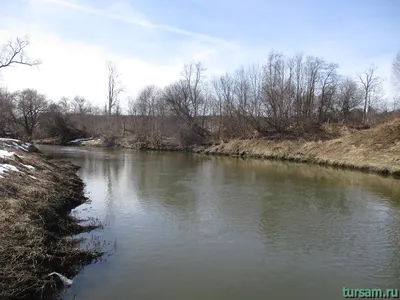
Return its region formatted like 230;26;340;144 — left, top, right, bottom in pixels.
80;139;103;147
0;146;102;300
202;118;400;177
33;138;60;145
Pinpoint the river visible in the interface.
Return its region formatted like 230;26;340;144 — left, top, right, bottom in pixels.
38;146;400;300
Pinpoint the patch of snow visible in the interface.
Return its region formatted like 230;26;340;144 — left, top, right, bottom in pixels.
0;175;3;179
46;272;73;286
0;150;15;158
0;138;20;143
69;137;93;143
13;143;28;152
70;138;85;143
16;143;31;152
22;164;35;170
0;164;20;174
0;138;32;152
29;175;37;180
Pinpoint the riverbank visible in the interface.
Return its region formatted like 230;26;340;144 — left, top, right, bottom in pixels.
36;118;400;178
206;121;400;177
201;118;400;177
0;139;101;300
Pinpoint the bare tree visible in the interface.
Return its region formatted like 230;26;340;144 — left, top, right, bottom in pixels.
392;97;400;111
0;37;41;69
115;102;121;116
261;51;293;132
106;61;124;115
292;53;305;122
72;96;90;115
335;77;363;124
212;73;237;138
357;64;382;124
162;81;190;122
13;89;48;137
302;56;324;119
134;85;160;116
233;66;258;135
128;96;137;116
58;96;71;114
130;85;165;142
162;62;210;141
41;103;75;144
393;52;400;100
181;61;207;119
0;89;16;136
91;105;102;116
317;62;339;123
247;64;264;118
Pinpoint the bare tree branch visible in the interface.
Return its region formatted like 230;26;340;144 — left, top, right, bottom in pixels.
0;37;41;69
106;61;124;115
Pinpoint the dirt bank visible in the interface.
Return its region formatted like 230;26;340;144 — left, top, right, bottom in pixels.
0;139;101;300
201;118;400;177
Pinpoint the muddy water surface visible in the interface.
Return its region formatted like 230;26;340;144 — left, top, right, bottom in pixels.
39;146;400;300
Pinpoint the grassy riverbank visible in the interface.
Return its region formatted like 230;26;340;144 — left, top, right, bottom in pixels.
0;139;101;300
36;118;400;178
202;118;400;177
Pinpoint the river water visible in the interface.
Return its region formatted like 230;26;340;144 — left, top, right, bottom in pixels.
38;146;400;300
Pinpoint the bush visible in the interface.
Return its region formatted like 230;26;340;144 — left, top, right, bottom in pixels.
40;105;88;145
177;125;204;146
103;134;117;147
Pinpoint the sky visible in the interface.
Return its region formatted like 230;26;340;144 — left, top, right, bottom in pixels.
0;0;399;110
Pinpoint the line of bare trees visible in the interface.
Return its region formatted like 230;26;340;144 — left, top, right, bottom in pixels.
1;36;399;146
125;51;400;146
124;52;396;146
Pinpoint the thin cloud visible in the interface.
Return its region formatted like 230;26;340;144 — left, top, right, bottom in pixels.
41;0;231;44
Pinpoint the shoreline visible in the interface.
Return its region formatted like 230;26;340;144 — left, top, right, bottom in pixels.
141;142;400;178
0;139;101;300
36;139;400;179
35;118;400;179
199;141;400;178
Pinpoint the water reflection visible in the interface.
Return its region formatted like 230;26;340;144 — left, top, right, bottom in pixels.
37;146;400;300
214;156;400;203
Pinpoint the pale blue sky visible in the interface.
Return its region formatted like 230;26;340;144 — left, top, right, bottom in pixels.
0;0;399;106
